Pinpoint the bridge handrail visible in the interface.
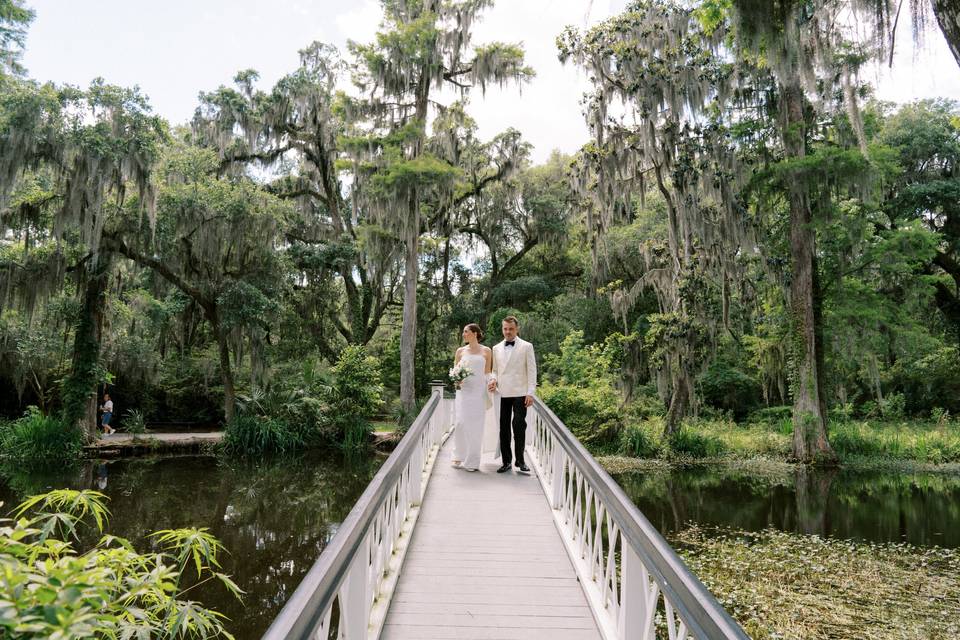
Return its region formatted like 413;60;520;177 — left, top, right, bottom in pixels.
262;388;448;640
530;397;749;640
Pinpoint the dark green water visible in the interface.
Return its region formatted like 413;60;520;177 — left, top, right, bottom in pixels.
0;453;381;640
615;466;960;548
3;456;958;638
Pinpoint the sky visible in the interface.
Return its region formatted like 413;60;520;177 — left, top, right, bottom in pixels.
21;0;960;164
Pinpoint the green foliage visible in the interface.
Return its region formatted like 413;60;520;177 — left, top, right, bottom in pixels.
667;427;728;458
699;360;762;420
221;414;304;457
888;346;960;414
829;421;960;464
619;421;659;458
0;406;82;467
325;345;384;450
123;408;146;434
540;382;622;447
0;489;238;638
540;332;624;447
675;525;960;639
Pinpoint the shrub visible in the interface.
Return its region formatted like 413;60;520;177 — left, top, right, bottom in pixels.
0;407;82;467
221;414;303;456
826;425;885;458
0;489;238;638
324;345;384;450
747;405;792;423
879;393;906;420
539;382;622;448
122;408;147;434
888;345;960;414
666;427;727;458
540;331;625;449
699;361;762;420
619;422;659;458
746;405;793;434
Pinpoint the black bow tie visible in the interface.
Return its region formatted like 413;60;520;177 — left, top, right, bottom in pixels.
505;340;515;346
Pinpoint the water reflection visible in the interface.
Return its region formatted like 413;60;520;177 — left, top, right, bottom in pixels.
615;467;960;548
0;452;381;639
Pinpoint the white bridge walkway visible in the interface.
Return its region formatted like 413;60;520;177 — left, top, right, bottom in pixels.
380;437;600;639
262;389;748;640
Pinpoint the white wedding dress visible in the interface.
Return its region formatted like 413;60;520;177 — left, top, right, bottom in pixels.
452;352;499;470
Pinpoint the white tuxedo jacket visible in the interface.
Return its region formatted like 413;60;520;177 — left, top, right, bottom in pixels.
492;337;537;398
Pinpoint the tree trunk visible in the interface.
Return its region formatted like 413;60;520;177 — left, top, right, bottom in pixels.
399;214;419;414
399;67;432;415
781;82;836;464
62;255;110;442
212;319;237;424
933;0;960;69
664;366;690;437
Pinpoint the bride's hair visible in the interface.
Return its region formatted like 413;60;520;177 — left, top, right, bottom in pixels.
465;323;484;342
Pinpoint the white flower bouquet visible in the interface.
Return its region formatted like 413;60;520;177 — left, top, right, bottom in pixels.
448;363;473;387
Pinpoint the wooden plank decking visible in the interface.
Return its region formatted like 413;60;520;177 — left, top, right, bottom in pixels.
380;438;601;640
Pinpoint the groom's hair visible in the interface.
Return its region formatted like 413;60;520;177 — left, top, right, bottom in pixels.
502;315;519;327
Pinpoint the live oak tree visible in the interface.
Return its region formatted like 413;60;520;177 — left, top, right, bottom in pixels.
0;0;33;77
347;0;533;413
879;99;960;342
560;1;749;435
425;102;543;324
105;142;290;423
0;78;162;438
193;44;401;359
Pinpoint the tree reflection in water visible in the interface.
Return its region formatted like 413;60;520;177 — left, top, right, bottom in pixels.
615;466;960;548
0;451;381;640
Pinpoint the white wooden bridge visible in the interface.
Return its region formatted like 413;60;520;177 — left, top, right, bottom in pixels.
263;385;748;640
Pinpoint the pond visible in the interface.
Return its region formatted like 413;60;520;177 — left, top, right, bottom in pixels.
0;452;381;640
614;466;960;548
4;455;958;638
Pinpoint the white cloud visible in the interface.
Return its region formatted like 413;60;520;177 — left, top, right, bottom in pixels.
334;0;382;46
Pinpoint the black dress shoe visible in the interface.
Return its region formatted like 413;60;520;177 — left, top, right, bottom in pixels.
496;464;512;473
516;463;531;474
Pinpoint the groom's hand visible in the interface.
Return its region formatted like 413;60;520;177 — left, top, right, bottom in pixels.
524;395;533;408
487;380;497;392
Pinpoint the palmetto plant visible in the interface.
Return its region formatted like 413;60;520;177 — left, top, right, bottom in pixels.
0;489;241;639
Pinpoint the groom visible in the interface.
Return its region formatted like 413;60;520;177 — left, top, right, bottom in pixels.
488;315;537;474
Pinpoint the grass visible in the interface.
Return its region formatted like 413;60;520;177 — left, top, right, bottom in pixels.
0;408;83;467
371;420;398;433
606;414;960;468
674;525;960;639
221;415;304;456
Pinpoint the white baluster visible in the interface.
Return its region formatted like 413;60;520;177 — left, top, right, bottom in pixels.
550;442;565;509
408;446;423;506
338;532;371;639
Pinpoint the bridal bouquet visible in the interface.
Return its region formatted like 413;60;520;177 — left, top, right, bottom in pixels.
448;363;473;386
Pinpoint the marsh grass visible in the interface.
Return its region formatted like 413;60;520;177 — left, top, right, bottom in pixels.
674;526;960;639
0;407;82;467
610;415;960;466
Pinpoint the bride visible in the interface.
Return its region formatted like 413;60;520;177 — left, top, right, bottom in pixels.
451;323;497;471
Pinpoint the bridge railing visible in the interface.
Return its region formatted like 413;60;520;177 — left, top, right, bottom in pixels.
262;384;452;640
528;397;749;640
